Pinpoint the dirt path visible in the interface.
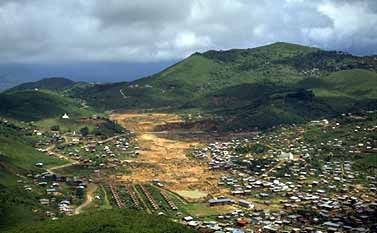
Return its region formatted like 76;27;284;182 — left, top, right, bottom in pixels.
45;144;79;174
110;113;222;197
98;135;121;144
74;183;98;215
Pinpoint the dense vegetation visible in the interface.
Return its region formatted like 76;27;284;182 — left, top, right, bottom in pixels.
93;120;124;137
5;209;194;233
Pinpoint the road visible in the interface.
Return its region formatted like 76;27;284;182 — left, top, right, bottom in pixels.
45;144;79;174
74;183;98;215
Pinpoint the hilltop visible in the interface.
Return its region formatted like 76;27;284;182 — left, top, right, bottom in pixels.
7;77;76;92
3;43;375;130
73;42;377;130
0;90;92;121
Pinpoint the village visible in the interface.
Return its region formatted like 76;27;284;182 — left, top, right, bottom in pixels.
183;111;377;232
8;113;138;218
6;110;377;232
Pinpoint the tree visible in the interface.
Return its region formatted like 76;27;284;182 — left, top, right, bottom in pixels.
50;125;60;131
79;127;89;136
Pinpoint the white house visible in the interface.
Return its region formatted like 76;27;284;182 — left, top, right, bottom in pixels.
279;151;294;160
62;113;70;119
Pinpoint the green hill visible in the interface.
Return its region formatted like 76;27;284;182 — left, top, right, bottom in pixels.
72;42;377;130
0;120;67;229
8;77;76;92
5;209;194;233
75;42;321;110
312;69;377;98
0;90;92;121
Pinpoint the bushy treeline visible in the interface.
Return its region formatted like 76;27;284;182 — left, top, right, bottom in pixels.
5;209;194;233
93;120;124;137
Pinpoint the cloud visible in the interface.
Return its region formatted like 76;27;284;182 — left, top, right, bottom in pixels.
0;0;376;63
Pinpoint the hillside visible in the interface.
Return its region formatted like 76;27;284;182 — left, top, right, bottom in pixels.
7;77;76;92
0;119;193;233
73;42;377;130
0;90;92;121
0;120;67;229
5;209;194;233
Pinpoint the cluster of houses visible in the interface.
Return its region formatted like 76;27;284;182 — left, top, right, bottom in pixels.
19;117;141;218
49;133;136;171
23;171;89;217
186;112;377;232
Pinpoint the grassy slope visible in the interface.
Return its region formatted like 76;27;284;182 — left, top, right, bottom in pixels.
71;42;377;130
0;121;67;230
7;77;76;92
5;209;194;233
0;90;93;121
77;42;318;110
314;69;377;98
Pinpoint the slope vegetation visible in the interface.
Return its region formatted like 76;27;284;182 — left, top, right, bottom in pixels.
71;42;377;130
0;120;67;230
7;77;76;92
0;90;92;121
5;209;194;233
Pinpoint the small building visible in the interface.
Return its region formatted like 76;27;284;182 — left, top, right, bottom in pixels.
236;219;248;227
183;216;193;222
239;199;253;208
279;152;294;160
62;113;70;119
39;198;50;205
208;198;233;206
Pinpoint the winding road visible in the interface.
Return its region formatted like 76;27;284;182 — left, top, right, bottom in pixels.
74;183;98;215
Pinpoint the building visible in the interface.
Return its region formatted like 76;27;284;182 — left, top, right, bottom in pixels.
208;198;233;206
239;199;253;208
279;151;294;160
62;113;70;119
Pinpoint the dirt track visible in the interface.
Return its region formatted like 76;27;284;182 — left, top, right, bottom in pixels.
110;113;223;197
74;183;97;215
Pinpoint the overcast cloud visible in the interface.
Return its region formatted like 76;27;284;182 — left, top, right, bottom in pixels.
0;0;376;63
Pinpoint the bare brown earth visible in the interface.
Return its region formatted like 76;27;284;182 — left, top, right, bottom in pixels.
110;113;224;199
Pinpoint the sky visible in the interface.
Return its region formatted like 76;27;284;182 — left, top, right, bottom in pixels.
0;0;376;83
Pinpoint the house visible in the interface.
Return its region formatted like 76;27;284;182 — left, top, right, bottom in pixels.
62;113;70;119
183;216;194;221
279;152;294;160
236;219;248;227
238;199;253;208
208;198;233;206
40;198;50;205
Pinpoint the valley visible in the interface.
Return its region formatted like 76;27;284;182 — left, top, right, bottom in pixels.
1;42;376;233
110;113;222;196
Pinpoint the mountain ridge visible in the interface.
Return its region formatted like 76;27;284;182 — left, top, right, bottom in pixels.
4;42;377;130
67;42;377;130
7;77;76;92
